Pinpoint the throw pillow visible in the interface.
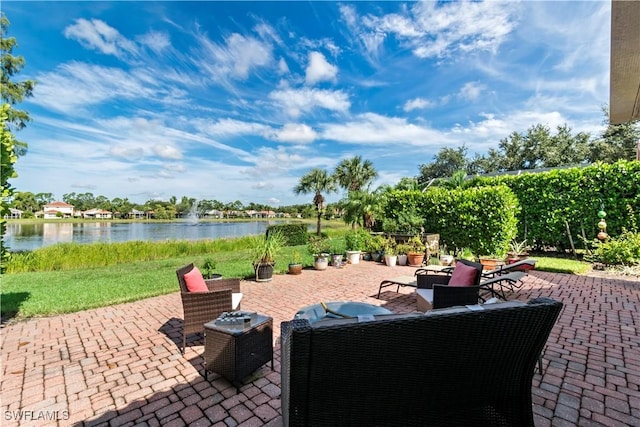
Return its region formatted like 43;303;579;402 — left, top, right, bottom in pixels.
184;266;209;292
448;262;478;287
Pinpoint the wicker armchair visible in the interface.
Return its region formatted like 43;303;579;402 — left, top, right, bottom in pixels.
176;263;243;353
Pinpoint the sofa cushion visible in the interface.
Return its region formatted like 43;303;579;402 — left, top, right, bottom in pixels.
448;262;478;286
184;267;209;292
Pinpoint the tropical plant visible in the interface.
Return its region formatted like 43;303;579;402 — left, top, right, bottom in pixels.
1;14;36;272
365;234;387;253
251;231;285;264
345;229;368;251
382;238;397;256
294;168;338;236
586;230;640;266
341;188;386;230
508;239;529;256
334;155;378;193
407;235;425;254
396;243;412;255
307;235;330;255
200;257;218;279
290;249;302;265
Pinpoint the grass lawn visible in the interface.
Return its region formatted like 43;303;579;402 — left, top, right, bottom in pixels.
2;249;592;321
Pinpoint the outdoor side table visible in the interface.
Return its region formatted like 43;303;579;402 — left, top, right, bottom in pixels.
203;312;273;387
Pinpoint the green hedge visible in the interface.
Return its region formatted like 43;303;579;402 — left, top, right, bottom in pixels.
266;223;308;246
383;185;519;256
469;160;640;250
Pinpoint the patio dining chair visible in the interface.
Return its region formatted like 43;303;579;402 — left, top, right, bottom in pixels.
176;263;243;353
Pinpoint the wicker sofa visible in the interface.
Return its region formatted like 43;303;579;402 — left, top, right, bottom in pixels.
280;297;562;427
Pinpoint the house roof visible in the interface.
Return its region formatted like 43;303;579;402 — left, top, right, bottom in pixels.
610;0;640;124
45;201;74;208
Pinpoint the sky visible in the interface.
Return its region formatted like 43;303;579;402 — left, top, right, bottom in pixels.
4;1;612;207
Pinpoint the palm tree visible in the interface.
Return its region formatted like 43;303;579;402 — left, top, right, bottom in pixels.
334;156;378;193
341;188;387;230
294;168;337;236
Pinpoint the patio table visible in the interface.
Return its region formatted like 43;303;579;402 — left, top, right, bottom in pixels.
294;301;392;323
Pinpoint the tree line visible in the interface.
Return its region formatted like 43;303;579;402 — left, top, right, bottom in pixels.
417;112;639;183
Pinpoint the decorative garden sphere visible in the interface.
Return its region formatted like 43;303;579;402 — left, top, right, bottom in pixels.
597;231;608;241
598;220;607;230
598;210;607;219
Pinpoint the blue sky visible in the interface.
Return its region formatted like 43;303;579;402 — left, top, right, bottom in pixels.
5;1;611;206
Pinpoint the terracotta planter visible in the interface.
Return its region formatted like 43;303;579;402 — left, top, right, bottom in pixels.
479;257;506;272
407;253;425;267
288;263;303;275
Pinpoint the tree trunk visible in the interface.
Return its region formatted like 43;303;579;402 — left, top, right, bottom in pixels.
316;211;322;236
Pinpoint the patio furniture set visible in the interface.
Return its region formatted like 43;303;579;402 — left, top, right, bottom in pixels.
177;257;560;426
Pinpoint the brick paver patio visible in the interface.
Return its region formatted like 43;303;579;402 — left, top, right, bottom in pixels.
1;262;639;426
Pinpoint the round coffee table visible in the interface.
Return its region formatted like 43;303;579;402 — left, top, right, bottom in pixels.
294;301;392;323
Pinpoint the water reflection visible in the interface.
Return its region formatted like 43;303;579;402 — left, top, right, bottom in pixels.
4;221;284;251
43;223;73;246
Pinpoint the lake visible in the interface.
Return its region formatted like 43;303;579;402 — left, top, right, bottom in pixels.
4;221;288;251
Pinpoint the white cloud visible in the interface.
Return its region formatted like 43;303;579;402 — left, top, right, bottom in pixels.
269;87;350;118
458;82;486;101
202;118;271;137
403;97;434;112
137;31;170;54
33;62;160;113
321;113;454;146
64;18;138;59
152;144;182;160
278;58;290;75
270;123;318;144
305;51;338;85
198;32;273;81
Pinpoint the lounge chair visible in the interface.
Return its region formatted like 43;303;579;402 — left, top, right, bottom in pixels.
416;258;536;278
376;265;451;298
416;259;484;311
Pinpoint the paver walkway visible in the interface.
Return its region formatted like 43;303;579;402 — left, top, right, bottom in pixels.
1;262;639;426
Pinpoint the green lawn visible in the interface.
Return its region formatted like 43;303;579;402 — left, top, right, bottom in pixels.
2;250;592;321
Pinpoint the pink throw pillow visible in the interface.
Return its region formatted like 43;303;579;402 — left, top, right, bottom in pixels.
449;263;477;287
184;267;209;292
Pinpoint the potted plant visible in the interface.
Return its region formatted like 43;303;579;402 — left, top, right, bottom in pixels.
345;229;367;264
439;245;454;266
329;239;345;267
251;231;284;281
406;235;426;267
383;238;398;267
478;252;507;272
200;257;222;280
396;243;411;266
366;234;386;262
307;235;330;270
508;239;530;262
288;249;303;275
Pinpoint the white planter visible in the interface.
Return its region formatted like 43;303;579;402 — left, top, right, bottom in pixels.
397;254;407;266
384;254;397;267
346;250;361;264
440;255;454;266
313;254;329;270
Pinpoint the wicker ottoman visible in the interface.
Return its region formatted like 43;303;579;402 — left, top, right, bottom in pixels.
203;313;273;387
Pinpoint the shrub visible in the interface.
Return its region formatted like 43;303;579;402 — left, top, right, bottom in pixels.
586;230;640;266
267;223;308;246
